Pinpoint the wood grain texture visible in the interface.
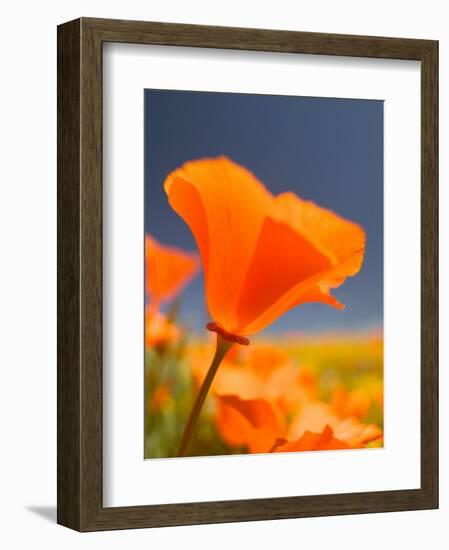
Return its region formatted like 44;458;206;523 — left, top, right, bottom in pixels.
420;40;439;504
57;18;81;531
57;17;439;532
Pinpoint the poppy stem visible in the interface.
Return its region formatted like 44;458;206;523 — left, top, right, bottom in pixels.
177;334;234;457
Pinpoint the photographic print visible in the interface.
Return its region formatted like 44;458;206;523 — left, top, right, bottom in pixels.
144;89;384;459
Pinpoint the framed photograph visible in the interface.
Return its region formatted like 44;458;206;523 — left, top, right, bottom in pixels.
57;17;438;531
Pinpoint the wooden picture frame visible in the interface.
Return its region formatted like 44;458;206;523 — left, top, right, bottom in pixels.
57;17;438;531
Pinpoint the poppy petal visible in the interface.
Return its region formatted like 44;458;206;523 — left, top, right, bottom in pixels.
165;157;272;331
238;193;365;334
274;192;366;271
287;401;382;449
333;418;383;447
235;215;332;333
272;425;350;452
216;395;285;454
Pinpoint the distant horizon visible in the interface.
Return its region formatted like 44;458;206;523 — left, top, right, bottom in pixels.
165;320;384;343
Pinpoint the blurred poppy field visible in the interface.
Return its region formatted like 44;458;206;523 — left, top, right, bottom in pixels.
145;325;383;458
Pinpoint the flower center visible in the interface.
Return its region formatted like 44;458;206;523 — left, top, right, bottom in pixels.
206;322;250;346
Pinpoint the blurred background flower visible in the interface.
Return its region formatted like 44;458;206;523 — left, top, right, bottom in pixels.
145;307;181;350
146;331;383;458
145;234;199;306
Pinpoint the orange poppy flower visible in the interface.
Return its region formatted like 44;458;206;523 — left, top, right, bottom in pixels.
147;382;172;413
145;234;199;305
287;401;382;448
164;156;365;344
244;344;292;376
215;395;382;454
216;395;286;453
145;307;180;349
331;417;383;448
271;425;350;453
331;386;373;420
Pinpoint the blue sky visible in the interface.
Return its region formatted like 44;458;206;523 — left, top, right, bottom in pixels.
144;90;383;336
